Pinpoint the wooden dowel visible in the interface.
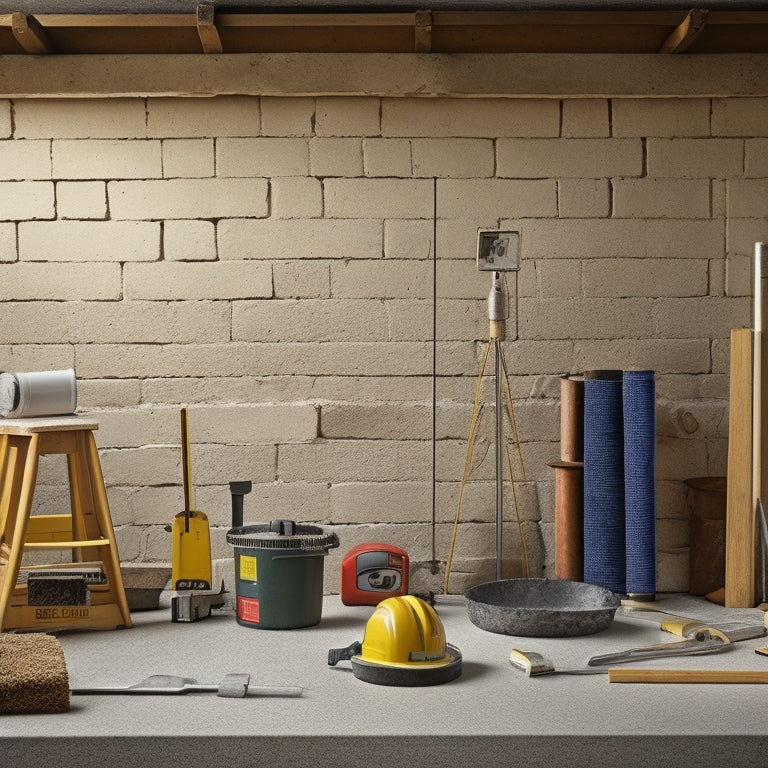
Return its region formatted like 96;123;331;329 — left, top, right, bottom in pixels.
609;668;768;684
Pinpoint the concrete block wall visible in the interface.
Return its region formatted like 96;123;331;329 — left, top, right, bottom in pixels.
1;93;765;594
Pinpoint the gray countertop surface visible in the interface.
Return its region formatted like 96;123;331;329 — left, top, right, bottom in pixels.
2;593;768;768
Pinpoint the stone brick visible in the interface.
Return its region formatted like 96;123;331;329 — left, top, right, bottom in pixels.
0;101;10;138
324;178;433;218
141;374;429;405
646;138;744;178
519;296;655;340
711;97;768;137
611;98;711;137
438;179;557;219
218;218;382;260
14;98;147;139
746;139;768;177
725;253;752;297
56;181;107;219
0;344;74;371
652;297;750;339
557;179;610;218
0;301;230;344
0;223;16;261
0;140;51;180
0;262;121;300
217;138;309;177
382;98;559;138
727;179;768;218
108;178;268;219
77;340;465;378
612;178;710;218
52;139;162;179
233;299;388;342
163;219;217;261
726;217;768;257
363;138;412;177
385;219;433;260
77;378;142;409
184;403;318;444
271;177;323;218
260;96;314;136
436;263;489;300
124;261;272;300
0;181;54;221
583;258;708;297
509;218;724;260
273;261;331;298
147;96;261;138
329;482;431;524
561;99;610;137
19;221;159;261
99;446;179;487
321;403;431;439
309;137;363;177
279;440;430;483
330;260;431;299
574;338;711;375
412;138;494;178
537;259;582;298
316;97;380;137
162;138;215;178
497;138;642;178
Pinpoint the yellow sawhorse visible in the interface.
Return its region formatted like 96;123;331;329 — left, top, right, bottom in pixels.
0;416;131;632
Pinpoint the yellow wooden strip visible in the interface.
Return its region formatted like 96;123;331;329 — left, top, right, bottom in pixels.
24;538;108;551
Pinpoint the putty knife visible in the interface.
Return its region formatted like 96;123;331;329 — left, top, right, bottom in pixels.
70;673;303;698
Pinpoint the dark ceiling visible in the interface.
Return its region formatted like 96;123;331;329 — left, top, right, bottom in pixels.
1;3;767;54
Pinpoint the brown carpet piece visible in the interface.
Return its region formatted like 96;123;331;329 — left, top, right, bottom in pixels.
0;633;70;713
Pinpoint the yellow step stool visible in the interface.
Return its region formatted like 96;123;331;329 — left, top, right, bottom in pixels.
0;416;131;632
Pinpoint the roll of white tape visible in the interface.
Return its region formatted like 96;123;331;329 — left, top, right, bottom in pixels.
0;369;77;418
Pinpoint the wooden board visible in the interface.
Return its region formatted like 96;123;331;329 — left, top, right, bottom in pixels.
726;327;756;608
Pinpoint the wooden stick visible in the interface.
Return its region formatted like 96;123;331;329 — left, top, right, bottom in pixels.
609;668;768;684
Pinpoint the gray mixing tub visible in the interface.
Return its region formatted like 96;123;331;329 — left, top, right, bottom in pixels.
465;578;620;637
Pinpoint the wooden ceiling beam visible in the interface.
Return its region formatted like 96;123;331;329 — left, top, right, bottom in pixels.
660;9;709;54
11;12;53;54
196;3;223;54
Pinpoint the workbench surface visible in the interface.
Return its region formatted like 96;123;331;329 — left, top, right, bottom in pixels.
2;594;767;768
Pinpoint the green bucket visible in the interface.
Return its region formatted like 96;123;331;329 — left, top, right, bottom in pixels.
226;519;339;629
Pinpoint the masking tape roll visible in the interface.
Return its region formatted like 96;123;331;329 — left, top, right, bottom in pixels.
0;369;77;418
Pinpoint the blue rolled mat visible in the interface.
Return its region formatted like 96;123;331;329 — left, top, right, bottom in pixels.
623;370;656;598
583;371;626;593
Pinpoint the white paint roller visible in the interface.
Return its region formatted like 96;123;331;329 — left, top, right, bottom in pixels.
0;369;77;418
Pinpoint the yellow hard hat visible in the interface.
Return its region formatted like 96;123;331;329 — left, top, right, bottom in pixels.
328;595;462;686
360;595;451;667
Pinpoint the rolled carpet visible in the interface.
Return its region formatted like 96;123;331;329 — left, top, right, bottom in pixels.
623;370;656;599
583;370;625;593
0;633;70;713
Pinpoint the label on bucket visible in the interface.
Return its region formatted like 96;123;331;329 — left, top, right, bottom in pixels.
237;595;260;624
239;555;257;582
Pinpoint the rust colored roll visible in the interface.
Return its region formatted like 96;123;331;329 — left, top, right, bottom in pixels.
551;460;584;582
560;376;585;463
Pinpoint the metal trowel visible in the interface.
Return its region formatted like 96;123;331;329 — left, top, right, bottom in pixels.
510;635;730;678
170;408;212;590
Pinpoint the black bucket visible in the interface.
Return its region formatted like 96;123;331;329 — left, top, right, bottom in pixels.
226;519;339;629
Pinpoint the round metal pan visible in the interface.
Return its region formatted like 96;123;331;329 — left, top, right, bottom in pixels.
465;578;620;637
